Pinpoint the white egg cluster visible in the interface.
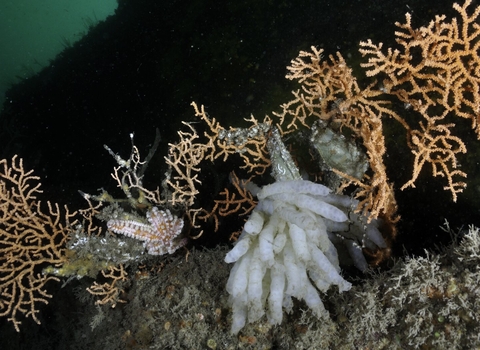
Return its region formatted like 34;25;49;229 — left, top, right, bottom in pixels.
224;179;385;334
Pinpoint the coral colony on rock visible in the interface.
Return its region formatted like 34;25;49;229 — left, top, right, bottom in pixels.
2;1;480;348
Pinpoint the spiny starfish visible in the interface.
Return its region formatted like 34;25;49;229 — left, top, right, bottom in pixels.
107;207;186;255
